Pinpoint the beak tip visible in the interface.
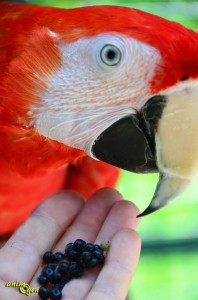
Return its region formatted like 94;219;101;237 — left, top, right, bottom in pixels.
136;205;158;218
137;173;190;218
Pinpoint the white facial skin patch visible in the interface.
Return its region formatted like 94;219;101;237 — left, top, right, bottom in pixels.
33;33;161;154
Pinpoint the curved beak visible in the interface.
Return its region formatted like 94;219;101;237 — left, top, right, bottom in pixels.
92;84;198;216
137;174;190;217
139;84;198;216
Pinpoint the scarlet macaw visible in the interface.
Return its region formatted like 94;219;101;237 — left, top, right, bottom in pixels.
0;1;197;235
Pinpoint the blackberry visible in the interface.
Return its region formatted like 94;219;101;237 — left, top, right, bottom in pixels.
42;267;55;280
67;249;80;260
93;244;101;251
78;258;86;268
47;264;56;270
92;249;103;257
63;253;69;260
65;242;73;253
51;272;63;284
54;252;64;262
98;254;105;264
72;266;84;278
69;261;78;274
73;239;86;251
60;275;70;286
84;243;94;251
50;288;62;300
38;287;49;299
81;251;92;262
87;257;99;268
92;249;105;263
38;239;109;300
38;275;49;286
58;261;69;274
43;251;55;264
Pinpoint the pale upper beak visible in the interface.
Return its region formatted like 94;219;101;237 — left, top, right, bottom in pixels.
138;83;198;216
92;82;198;216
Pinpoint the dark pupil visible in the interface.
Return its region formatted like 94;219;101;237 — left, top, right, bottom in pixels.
106;49;116;60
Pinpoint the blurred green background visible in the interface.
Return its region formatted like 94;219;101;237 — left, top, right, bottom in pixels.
31;0;198;298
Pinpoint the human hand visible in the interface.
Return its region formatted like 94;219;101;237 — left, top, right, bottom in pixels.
0;188;141;300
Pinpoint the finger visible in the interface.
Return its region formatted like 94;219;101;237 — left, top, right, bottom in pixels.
0;191;84;283
30;188;122;287
96;200;140;243
61;200;140;300
54;188;123;251
86;229;141;300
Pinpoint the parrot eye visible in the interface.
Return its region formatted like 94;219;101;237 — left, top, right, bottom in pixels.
100;44;122;66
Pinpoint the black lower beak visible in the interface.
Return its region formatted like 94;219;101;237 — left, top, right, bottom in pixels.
92;114;157;173
92;95;166;174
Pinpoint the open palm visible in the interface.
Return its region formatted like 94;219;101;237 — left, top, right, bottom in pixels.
0;188;141;300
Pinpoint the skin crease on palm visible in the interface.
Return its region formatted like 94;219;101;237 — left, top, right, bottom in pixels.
0;188;141;300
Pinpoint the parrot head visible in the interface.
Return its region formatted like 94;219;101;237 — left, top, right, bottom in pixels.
7;5;198;215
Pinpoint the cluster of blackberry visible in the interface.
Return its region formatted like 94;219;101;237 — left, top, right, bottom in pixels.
37;239;109;300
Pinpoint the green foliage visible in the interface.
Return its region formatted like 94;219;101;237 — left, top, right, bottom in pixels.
130;252;198;300
31;0;198;29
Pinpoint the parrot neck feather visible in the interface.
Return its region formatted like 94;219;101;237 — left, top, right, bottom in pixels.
0;125;86;176
0;21;87;174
